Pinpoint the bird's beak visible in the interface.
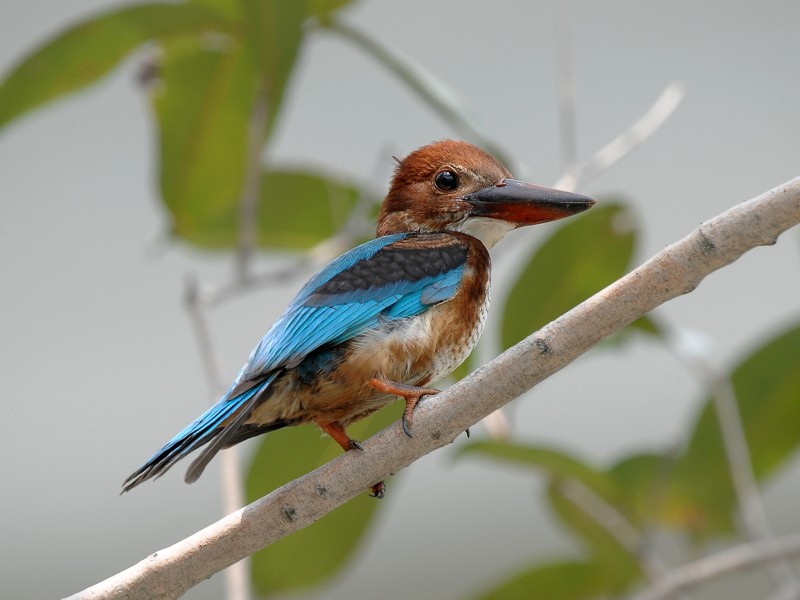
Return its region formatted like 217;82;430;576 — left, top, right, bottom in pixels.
462;179;595;226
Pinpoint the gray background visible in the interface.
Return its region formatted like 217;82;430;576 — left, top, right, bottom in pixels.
1;1;799;598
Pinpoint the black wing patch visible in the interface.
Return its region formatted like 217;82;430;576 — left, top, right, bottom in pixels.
306;236;468;305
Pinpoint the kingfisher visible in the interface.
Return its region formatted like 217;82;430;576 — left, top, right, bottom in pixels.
122;140;594;495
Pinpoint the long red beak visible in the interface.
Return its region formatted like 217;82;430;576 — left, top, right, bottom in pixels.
462;179;595;225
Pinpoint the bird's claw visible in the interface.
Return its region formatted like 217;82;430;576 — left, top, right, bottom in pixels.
402;414;414;438
350;439;365;452
370;481;386;498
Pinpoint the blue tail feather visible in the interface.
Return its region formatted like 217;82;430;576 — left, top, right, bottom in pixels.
121;374;276;492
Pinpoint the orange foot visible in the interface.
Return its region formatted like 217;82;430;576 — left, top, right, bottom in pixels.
315;418;384;499
368;378;440;438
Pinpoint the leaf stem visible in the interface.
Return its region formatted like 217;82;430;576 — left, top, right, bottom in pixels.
322;19;513;169
236;84;270;282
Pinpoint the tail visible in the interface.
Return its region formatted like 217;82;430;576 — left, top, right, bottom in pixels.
121;373;279;493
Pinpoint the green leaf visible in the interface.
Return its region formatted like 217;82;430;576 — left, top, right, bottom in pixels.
0;3;235;130
476;560;609;600
601;314;664;348
155;2;308;249
668;320;800;537
255;170;365;249
306;0;358;21
238;0;305;138
456;440;619;504
502;201;638;350
154;33;259;242
607;451;677;529
189;0;243;20
246;407;398;595
172;169;366;249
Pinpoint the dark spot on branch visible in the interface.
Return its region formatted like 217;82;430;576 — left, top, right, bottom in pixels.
534;337;552;355
431;430;441;440
316;485;328;497
282;505;297;522
698;227;716;254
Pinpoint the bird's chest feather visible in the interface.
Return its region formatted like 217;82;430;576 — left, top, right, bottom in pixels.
343;249;490;390
263;235;491;425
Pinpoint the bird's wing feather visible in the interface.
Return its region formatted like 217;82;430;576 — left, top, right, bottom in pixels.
237;232;470;383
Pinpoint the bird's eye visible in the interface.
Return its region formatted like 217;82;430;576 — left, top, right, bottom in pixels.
434;170;459;191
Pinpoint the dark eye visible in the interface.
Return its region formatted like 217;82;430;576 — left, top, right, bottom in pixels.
434;170;459;191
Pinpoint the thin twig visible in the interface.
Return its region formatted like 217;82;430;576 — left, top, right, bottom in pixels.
553;80;686;191
184;275;225;390
66;176;800;600
199;149;387;308
558;480;671;582
184;276;251;600
235;86;270;282
628;533;800;600
323;19;514;169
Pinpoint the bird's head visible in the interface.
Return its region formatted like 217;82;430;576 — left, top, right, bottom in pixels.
377;140;595;248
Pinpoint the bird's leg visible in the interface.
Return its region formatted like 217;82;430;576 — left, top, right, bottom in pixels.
315;418;384;498
368;378;439;438
315;419;363;451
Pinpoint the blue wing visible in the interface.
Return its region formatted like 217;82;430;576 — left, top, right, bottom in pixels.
122;232;469;491
237;232;469;382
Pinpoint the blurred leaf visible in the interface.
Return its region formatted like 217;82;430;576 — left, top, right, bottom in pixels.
629;315;661;335
156;1;308;249
238;0;305;138
667;320;800;537
601;314;663;348
0;3;234;131
189;0;243;20
255;170;365;249
476;560;608;600
456;440;619;504
502;202;638;350
247;406;398;595
459;440;642;593
307;0;357;21
547;482;641;591
154;34;259;241
607;451;676;529
174;169;366;249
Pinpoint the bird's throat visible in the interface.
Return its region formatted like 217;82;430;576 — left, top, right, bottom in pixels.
457;217;516;249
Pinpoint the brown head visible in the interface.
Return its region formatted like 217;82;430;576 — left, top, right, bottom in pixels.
377;140;595;248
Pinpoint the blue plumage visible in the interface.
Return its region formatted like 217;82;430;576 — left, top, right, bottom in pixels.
122;232;468;491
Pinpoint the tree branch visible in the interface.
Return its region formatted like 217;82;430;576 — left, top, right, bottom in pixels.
66;176;800;599
629;533;800;600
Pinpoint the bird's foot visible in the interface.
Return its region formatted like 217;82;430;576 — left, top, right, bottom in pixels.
368;378;439;438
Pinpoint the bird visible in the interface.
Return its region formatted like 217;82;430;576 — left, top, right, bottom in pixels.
121;140;595;495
